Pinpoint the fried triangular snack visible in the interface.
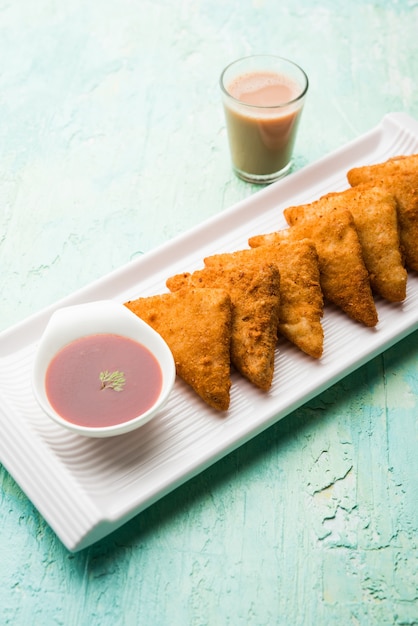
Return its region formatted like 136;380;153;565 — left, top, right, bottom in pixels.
287;185;407;302
347;155;418;271
205;240;324;358
167;262;280;390
280;206;378;326
347;154;418;180
125;288;232;411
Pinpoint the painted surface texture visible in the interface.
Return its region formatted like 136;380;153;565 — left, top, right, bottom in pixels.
1;1;418;624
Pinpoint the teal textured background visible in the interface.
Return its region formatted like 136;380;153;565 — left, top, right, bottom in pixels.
1;1;418;624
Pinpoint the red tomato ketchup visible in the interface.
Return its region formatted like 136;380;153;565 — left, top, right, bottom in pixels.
45;334;163;428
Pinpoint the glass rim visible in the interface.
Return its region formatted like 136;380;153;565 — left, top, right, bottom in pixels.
220;54;309;109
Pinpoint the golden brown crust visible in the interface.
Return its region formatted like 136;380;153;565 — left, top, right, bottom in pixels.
291;185;407;302
205;240;324;358
125;288;232;411
347;155;418;271
123;154;418;409
347;154;418;184
283;206;378;327
167;262;280;390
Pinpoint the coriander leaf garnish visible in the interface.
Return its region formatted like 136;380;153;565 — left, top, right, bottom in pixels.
99;370;126;392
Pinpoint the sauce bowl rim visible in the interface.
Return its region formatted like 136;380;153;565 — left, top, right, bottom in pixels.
32;300;176;438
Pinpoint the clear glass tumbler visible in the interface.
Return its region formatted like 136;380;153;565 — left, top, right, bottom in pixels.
220;55;308;184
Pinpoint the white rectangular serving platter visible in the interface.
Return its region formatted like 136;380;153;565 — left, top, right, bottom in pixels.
1;112;418;552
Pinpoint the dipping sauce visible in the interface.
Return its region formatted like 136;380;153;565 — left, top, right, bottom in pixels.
45;333;163;428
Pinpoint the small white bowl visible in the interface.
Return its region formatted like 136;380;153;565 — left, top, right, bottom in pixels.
32;300;176;438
